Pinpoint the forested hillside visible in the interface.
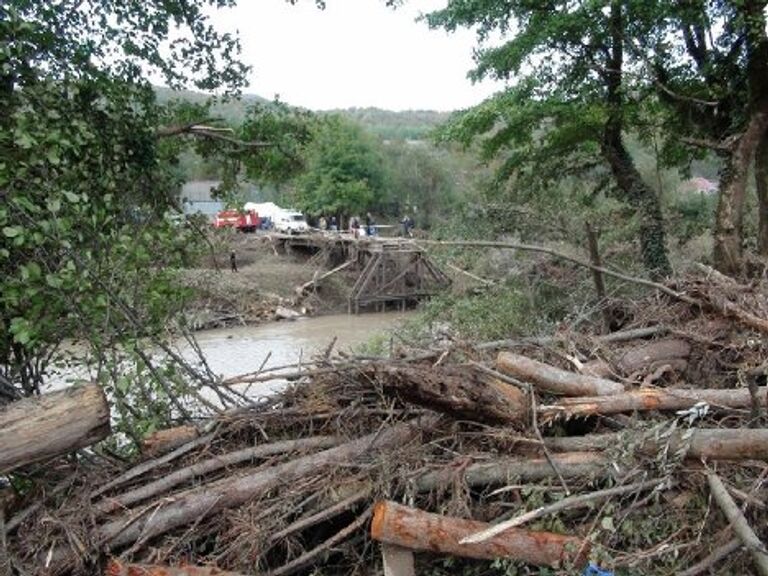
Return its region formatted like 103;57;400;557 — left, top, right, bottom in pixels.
156;86;449;140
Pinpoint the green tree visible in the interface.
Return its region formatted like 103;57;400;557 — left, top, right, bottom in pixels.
0;0;253;433
295;116;387;221
632;0;768;274
383;142;458;229
427;0;673;278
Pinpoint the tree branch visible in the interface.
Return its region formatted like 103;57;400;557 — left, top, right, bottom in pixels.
461;478;666;544
413;238;695;304
625;38;719;108
679;135;737;152
706;471;768;576
156;123;273;148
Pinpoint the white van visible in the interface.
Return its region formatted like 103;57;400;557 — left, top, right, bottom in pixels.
274;211;310;234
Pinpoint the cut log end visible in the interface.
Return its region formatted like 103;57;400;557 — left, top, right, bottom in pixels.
0;383;111;474
141;425;199;458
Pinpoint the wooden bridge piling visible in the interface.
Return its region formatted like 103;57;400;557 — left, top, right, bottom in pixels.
264;234;450;313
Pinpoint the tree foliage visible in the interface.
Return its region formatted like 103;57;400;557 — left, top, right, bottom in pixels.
629;0;768;273
427;1;676;277
383;142;460;229
294;115;386;218
428;0;768;275
0;0;250;432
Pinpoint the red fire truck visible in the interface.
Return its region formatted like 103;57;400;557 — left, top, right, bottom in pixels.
213;209;261;232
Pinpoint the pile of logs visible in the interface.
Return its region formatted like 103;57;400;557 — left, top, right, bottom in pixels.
2;286;768;575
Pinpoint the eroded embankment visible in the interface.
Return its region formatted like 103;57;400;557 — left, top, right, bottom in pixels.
180;235;353;329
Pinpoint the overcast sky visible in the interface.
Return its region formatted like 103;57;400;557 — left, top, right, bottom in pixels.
208;1;505;111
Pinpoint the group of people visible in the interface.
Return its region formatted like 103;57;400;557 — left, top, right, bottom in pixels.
318;213;378;237
316;212;414;238
317;215;338;232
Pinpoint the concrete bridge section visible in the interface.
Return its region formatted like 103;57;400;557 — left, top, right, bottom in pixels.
264;233;451;313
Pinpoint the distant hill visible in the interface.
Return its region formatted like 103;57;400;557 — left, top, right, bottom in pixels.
154;86;269;125
331;107;450;140
153;86;449;140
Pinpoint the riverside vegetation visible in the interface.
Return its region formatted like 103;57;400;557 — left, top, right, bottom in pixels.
2;1;768;575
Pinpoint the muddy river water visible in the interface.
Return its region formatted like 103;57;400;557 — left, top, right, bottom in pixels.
46;311;414;393
191;311;412;377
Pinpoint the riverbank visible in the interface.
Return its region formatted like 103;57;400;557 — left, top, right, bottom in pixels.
180;235;354;330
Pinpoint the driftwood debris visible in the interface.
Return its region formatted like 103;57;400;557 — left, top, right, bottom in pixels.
141;425;200;457
106;559;246;575
95;436;342;514
0;383;110;474
371;500;588;567
416;452;607;492
706;472;768;576
6;272;768;576
95;416;437;552
540;386;768;421
616;338;691;375
544;429;768;461
462;478;666;544
295;259;355;297
496;351;625;396
365;364;527;424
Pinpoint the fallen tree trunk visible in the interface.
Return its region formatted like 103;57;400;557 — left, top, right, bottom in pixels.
540;387;768;421
93;416;439;554
416;452;606;492
92;432;217;499
496;352;624;396
365;364;527;425
96;436;342;514
106;559;245;576
476;325;669;352
616;338;690;375
371;500;588;567
544;429;768;461
0;384;110;474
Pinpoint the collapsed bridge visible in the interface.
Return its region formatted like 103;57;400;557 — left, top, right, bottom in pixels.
264;233;451;313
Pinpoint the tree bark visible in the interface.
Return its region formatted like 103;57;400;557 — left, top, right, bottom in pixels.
757;131;768;255
496;352;625;396
602;1;671;279
585;221;611;332
544;429;768;461
416;452;606;492
141;425;199;458
365;364;528;425
539;386;767;421
371;500;588;568
615;338;690;375
713;107;768;274
714;0;768;274
0;384;110;474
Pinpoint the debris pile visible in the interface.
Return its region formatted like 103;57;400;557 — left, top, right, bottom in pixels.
2;270;768;576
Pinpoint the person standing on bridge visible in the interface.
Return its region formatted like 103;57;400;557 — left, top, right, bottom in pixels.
401;215;414;238
365;212;374;237
330;215;338;232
